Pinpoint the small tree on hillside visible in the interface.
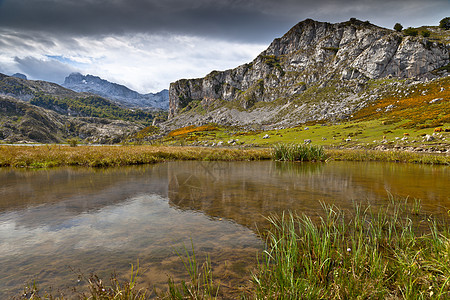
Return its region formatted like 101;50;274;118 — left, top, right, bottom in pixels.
439;17;450;30
394;23;403;32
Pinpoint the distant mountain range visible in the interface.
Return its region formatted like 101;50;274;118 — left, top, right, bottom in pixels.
63;73;169;110
0;73;165;144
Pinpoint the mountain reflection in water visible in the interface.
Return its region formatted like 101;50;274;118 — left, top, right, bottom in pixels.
0;161;448;297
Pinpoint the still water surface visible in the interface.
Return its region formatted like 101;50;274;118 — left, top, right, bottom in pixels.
0;161;449;297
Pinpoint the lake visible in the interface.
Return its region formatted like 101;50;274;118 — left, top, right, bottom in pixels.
0;161;449;298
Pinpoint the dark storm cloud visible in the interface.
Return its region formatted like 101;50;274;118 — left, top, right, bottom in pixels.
0;0;287;42
1;0;446;43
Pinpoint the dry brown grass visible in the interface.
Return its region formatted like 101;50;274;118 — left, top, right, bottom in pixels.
0;145;271;168
327;149;450;165
1;145;447;169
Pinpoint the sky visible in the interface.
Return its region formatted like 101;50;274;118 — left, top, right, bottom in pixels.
0;0;448;93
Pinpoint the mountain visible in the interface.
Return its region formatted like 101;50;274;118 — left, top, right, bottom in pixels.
0;73;158;123
63;73;169;110
0;73;164;143
12;73;27;80
0;94;142;144
167;18;449;129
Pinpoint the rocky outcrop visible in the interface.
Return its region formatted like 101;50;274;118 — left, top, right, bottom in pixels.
63;73;169;110
168;19;449;126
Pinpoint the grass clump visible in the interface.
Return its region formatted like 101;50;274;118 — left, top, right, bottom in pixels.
157;243;219;299
272;144;325;162
20;247;218;300
251;201;450;299
21;263;150;299
67;138;78;147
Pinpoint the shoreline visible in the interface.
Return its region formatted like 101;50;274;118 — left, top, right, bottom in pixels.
0;145;448;168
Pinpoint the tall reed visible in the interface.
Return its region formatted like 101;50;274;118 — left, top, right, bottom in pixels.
272;144;325;162
251;201;450;299
158;243;219;299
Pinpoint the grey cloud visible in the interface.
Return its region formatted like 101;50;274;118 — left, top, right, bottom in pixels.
0;29;58;51
1;0;446;43
14;56;78;84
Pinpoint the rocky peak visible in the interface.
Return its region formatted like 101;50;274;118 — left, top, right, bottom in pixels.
168;18;449;122
12;73;27;80
63;73;169;110
64;72;84;84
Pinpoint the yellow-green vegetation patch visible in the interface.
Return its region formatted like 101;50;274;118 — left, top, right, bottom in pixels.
160;118;448;150
0;145;272;168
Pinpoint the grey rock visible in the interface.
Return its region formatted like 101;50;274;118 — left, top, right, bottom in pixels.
424;134;434;142
429;98;443;104
168;18;449;127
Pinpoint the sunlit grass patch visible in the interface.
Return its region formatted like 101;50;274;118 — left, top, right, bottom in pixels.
353;77;450;129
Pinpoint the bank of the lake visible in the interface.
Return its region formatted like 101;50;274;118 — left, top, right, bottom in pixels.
0;145;449;168
0;145;271;168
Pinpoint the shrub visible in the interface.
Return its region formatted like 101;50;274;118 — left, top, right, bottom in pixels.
403;27;418;36
67;138;78;147
421;29;431;37
439;17;450;30
393;23;403;32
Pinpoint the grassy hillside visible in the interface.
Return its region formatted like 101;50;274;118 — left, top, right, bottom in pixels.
156;76;449;151
30;92;156;125
0;74;164;126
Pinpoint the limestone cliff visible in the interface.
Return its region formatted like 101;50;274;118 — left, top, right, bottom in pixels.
168;19;449;127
